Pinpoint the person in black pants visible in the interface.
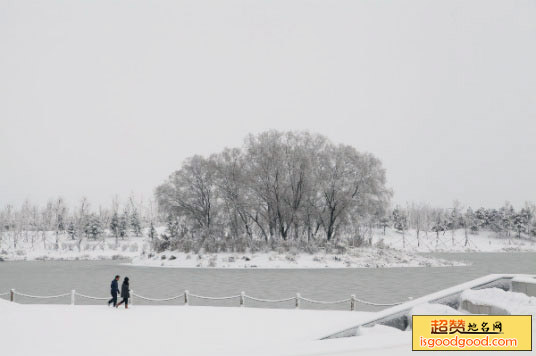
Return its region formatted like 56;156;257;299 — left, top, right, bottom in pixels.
108;275;120;307
116;277;130;309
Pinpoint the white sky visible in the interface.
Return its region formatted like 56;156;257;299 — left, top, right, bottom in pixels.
1;0;535;209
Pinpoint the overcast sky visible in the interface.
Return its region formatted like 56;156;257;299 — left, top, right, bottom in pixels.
1;0;535;209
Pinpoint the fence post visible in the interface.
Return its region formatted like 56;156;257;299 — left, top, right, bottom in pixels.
10;289;14;302
240;291;245;307
350;294;356;311
71;290;76;305
184;290;189;306
295;293;301;309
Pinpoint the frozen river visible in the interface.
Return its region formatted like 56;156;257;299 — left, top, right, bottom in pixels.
1;252;534;311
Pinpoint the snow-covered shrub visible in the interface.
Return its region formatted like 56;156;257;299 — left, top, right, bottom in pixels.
203;237;227;253
228;235;248;253
177;238;195;253
129;244;138;252
288;247;299;256
248;240;263;253
375;238;386;249
208;255;217;267
152;235;170;253
334;243;347;254
169;255;176;260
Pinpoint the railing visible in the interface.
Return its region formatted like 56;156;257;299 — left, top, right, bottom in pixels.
0;288;404;310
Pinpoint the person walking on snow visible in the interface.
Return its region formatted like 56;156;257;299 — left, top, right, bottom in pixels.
116;277;130;308
108;275;120;307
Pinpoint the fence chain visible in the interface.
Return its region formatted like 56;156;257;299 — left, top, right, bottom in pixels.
189;293;241;301
75;292;109;301
353;296;402;307
299;296;352;305
244;295;296;303
131;293;184;302
13;291;71;299
4;289;405;307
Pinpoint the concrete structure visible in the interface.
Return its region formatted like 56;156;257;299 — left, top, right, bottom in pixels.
322;274;536;339
511;276;536;297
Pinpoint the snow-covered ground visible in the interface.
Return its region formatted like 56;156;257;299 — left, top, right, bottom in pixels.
379;228;536;252
0;299;378;356
1;293;534;356
0;233;149;261
1;228;535;268
130;249;464;268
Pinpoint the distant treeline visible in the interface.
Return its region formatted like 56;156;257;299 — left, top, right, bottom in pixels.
1;131;535;253
388;202;535;249
0;195;155;249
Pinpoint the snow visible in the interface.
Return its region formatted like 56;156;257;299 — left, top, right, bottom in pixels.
2;299;531;356
2;275;536;356
512;276;536;284
0;300;381;356
0;234;149;261
460;288;536;316
409;303;462;316
321;274;535;339
379;228;536;253
130;248;464;269
1;227;535;268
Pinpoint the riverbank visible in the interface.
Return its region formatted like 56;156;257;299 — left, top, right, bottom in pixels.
130;248;465;268
1;228;534;268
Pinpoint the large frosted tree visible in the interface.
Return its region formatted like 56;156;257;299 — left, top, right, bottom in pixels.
155;130;391;250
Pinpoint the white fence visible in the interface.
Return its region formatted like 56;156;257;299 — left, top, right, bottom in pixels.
1;289;403;310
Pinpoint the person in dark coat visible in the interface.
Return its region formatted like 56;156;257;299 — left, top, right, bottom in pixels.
108;275;120;307
116;277;130;308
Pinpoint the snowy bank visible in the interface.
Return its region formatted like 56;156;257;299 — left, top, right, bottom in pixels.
130;248;465;269
379;228;536;253
2;227;535;267
0;236;149;262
